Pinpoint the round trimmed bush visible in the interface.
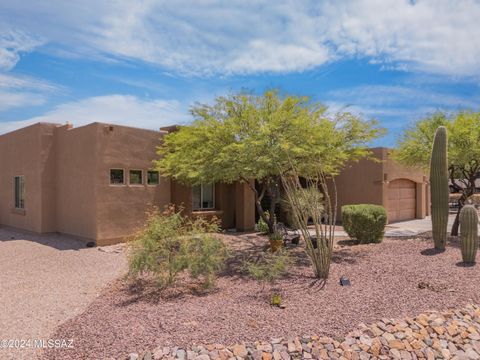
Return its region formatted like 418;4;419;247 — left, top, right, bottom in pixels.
342;204;387;244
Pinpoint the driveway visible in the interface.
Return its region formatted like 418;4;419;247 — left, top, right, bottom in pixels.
383;214;458;237
0;228;127;360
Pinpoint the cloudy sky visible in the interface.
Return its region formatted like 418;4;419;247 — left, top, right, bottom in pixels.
1;0;479;145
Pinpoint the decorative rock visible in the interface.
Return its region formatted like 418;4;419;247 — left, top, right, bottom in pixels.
194;355;210;360
232;344;248;358
138;305;480;360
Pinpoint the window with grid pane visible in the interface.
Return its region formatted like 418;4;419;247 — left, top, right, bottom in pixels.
14;176;25;209
192;183;214;210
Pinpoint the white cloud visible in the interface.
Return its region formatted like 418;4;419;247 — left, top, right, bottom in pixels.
0;29;44;71
325;84;480;127
0;73;61;111
0;94;189;134
2;0;480;76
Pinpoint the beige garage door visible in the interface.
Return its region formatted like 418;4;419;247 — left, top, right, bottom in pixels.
388;179;416;223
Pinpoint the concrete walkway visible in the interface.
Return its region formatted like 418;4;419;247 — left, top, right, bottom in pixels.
319;214;460;238
383;214;457;237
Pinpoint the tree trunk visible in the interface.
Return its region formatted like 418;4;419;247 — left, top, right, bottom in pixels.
451;178;476;236
241;176;277;234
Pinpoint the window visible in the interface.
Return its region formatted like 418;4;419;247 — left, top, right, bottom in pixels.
192;183;214;210
110;169;124;184
14;176;25;209
129;170;143;185
147;171;159;185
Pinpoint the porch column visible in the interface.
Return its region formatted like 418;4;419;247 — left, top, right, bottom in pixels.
235;180;255;231
416;182;427;219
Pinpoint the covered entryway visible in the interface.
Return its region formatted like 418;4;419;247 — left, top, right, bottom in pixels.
388;179;416;223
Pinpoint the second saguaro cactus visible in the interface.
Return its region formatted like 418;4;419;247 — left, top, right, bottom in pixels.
430;126;449;250
460;205;478;264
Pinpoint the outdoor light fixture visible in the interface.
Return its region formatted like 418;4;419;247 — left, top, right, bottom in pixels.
340;276;351;286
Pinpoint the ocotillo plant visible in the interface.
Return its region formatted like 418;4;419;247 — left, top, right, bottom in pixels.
460;205;478;264
430;126;449;250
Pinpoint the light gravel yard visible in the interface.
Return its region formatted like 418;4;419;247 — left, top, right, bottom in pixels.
0;228;126;360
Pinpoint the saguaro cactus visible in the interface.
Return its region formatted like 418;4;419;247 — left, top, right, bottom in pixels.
460;205;478;264
430;126;449;250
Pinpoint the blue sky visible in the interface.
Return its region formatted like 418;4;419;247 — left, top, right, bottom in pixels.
1;1;479;146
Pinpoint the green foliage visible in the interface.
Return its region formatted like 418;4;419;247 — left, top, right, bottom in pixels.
281;187;324;228
128;207;227;289
245;250;292;284
156;90;383;184
430;126;449;250
256;211;274;234
270;293;282;307
395;111;480;236
342;204;387;244
460;205;478;264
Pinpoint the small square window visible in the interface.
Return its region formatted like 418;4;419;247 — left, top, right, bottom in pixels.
129;170;143;185
110;169;124;184
147;171;159;185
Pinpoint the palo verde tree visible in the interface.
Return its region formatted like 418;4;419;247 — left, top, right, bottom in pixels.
395;111;480;236
155;90;383;234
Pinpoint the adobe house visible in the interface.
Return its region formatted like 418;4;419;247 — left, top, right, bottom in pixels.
0;122;255;245
334;147;430;223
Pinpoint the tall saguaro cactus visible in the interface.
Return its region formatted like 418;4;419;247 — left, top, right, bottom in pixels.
430;126;449;250
460;205;478;264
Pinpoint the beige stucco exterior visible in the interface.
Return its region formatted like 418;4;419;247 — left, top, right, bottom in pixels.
334;147;430;223
0;122;255;245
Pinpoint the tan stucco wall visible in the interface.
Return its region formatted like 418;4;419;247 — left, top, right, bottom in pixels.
0;123;57;233
55;124;98;240
0;122;256;244
335;147;429;222
93;123;171;245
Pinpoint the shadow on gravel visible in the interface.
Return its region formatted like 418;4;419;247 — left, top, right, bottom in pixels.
420;248;446;256
455;261;476;268
115;276;219;306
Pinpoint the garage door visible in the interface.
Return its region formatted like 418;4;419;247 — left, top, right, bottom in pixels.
388;179;416;223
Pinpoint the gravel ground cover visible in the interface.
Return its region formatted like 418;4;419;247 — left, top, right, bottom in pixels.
43;233;479;359
0;228;127;360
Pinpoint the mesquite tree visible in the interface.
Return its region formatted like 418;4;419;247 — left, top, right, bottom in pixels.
395;111;480;236
156;90;383;234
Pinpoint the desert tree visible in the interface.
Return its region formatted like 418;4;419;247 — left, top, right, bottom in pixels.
395;111;480;235
156;90;383;234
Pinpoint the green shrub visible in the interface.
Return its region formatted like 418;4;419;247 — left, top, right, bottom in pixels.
342;204;387;244
128;207;227;289
256;211;275;234
245;250;292;284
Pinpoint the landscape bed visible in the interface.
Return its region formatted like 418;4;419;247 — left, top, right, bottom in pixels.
42;233;479;359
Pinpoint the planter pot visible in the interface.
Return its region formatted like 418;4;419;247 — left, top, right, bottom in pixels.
269;239;283;252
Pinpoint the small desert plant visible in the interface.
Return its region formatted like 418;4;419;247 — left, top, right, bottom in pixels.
256;211;275;234
245;250;292;284
245;250;291;306
342;204;387;244
460;205;479;264
268;231;284;252
128;206;227;289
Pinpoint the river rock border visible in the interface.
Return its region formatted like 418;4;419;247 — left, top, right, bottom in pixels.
128;304;480;360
